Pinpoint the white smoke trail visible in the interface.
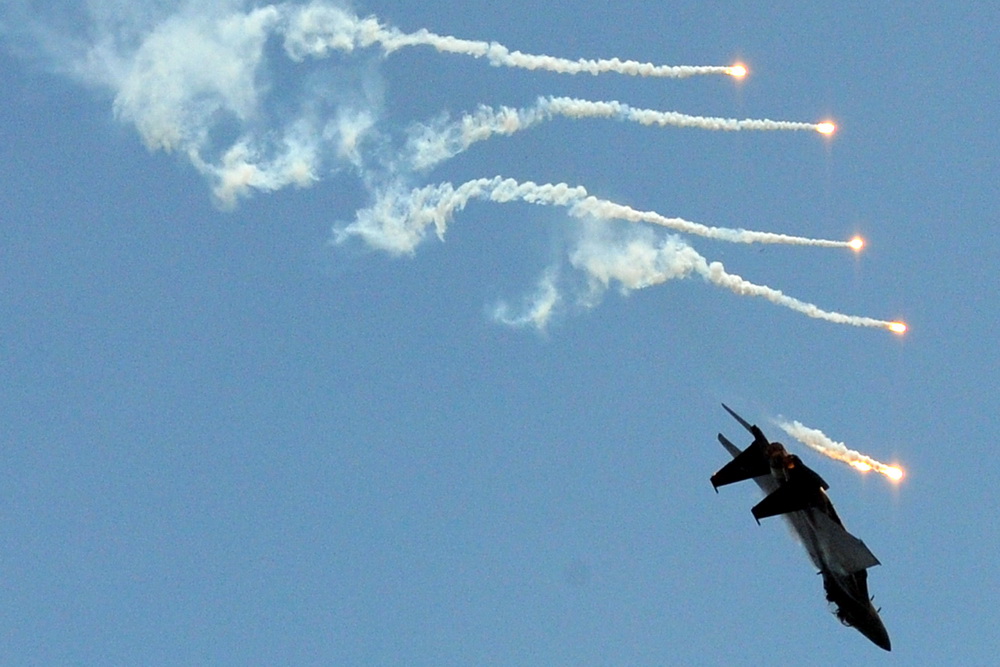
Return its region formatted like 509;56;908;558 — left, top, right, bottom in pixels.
491;269;562;330
407;97;828;171
20;1;900;332
66;4;749;207
700;264;903;330
775;419;904;482
571;193;852;249
338;176;898;330
283;5;736;78
338;176;854;254
546;97;826;131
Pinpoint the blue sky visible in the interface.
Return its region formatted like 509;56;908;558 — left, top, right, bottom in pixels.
2;1;998;664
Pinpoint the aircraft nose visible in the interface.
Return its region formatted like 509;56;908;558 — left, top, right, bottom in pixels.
862;618;891;652
872;632;891;652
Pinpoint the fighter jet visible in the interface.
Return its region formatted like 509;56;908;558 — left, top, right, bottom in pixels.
711;404;891;651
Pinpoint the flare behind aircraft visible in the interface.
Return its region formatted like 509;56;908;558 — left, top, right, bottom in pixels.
711;404;891;651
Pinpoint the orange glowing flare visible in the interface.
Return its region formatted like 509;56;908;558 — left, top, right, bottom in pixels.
777;419;906;487
816;121;836;135
848;236;864;252
851;459;905;482
728;63;748;79
887;321;907;335
884;466;904;482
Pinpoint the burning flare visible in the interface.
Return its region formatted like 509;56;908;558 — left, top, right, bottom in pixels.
816;121;836;135
776;419;905;484
887;321;907;335
848;236;865;252
727;63;748;78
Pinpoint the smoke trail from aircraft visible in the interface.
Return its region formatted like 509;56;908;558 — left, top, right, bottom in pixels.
407;97;832;171
702;266;906;331
775;419;904;482
284;5;738;78
24;0;903;332
339;176;900;329
340;176;856;252
542;98;830;132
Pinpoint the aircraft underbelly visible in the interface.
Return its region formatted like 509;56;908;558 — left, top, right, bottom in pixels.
780;507;880;576
784;511;825;571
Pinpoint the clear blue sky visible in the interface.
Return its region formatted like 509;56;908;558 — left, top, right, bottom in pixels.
2;1;998;664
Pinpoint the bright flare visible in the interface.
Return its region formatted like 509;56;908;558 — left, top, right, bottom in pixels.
848;236;864;252
816;121;836;135
888;321;907;334
776;419;906;486
851;460;905;483
728;63;748;78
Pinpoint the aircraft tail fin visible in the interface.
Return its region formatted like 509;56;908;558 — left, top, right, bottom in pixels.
717;433;742;458
721;403;755;433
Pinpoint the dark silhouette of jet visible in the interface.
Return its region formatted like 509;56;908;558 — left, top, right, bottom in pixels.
711;404;891;651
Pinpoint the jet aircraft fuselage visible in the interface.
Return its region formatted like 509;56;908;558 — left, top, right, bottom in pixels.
711;404;891;651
